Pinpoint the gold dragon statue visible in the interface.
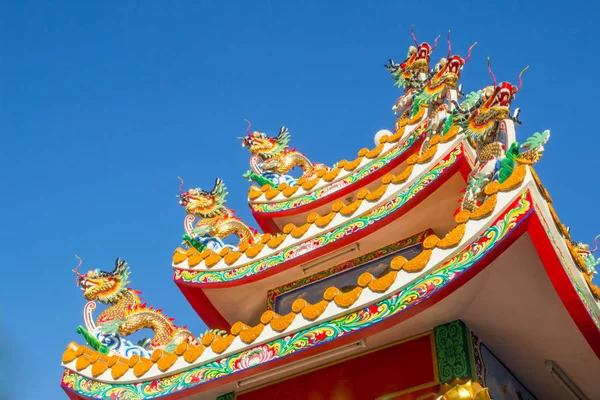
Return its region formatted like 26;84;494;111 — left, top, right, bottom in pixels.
385;26;440;124
568;232;600;300
178;177;261;250
455;58;528;145
415;31;477;115
239;123;327;187
73;257;197;350
451;59;543;212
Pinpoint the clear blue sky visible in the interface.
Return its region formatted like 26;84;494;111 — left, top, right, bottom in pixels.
1;1;598;399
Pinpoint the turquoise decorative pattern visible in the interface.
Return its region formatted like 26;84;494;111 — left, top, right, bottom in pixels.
174;144;464;284
250;125;426;213
434;320;474;383
62;191;533;399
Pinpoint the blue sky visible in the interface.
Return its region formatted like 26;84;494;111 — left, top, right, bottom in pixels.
1;1;598;399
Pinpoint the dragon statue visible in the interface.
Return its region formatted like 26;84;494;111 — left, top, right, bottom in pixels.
178;177;260;251
385;26;440;120
571;236;600;275
73;257;197;354
240;122;327;187
413;31;477;117
454;58;528;142
453;60;549;212
569;233;600;300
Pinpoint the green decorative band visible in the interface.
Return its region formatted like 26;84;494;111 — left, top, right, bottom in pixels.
250;125;426;213
62;191;533;399
266;229;432;310
175;144;464;284
76;326;109;355
434;320;475;383
216;393;235;400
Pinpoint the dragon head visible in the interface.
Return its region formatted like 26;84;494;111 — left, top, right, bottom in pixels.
429;33;477;90
479;58;529;113
239;123;290;159
385;26;440;89
73;257;130;304
177;177;228;218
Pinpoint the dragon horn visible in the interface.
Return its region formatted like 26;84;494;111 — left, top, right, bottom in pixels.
411;25;418;46
590;234;600;253
73;255;83;284
517;65;530;91
177;176;184;195
447;30;451;59
487;57;497;87
464;42;477;63
244;119;252;136
431;34;441;51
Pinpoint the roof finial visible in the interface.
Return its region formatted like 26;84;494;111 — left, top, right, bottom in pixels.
517;65;530;91
487;57;497;87
447;30;451;59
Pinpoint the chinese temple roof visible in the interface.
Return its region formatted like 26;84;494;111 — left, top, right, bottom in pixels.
60;27;600;400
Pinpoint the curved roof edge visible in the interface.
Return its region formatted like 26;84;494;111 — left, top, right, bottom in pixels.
62;170;600;399
172;139;467;287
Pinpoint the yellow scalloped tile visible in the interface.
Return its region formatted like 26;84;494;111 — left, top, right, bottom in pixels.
173;248;188;264
133;357;153;378
183;345;204;363
269;312;296;332
334;287;363;308
368;271;398;293
111;362;129;380
157;353;178;372
91;360;109;377
323;168;341;182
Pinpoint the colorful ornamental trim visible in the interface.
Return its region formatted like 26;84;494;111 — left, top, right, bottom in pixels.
174;144;463;284
266;229;432;310
62;191;532;399
250;125;426;213
532;203;600;330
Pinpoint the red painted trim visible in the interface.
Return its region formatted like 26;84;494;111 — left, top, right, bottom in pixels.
176;283;231;332
253;212;281;235
527;214;600;359
250;135;425;223
62;387;85;400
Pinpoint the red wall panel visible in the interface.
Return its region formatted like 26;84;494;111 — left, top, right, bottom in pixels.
238;333;438;400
